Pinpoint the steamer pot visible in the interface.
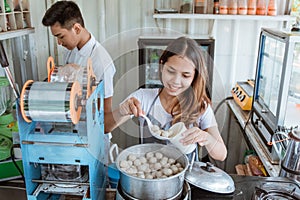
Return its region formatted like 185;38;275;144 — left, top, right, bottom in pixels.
115;144;189;199
115;180;191;200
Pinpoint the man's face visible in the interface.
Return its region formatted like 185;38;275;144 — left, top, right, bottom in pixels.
50;22;78;50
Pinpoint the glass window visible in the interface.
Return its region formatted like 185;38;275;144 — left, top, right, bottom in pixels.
258;36;285;116
286;43;300;127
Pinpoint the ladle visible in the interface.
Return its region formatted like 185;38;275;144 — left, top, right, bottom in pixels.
140;114;169;140
189;152;196;172
140;114;153;128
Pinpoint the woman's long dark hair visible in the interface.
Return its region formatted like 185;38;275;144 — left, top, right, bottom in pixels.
159;37;211;126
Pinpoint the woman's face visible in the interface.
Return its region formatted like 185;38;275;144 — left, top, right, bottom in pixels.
161;55;195;96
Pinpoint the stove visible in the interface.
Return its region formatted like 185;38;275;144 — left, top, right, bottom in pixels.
116;181;190;200
191;175;300;200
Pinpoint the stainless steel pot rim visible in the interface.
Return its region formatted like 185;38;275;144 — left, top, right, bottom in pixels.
119;170;186;181
116;143;188;155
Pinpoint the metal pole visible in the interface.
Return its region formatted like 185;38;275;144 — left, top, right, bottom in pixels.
0;41;20;98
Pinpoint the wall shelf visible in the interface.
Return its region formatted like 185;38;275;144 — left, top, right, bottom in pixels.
153;13;296;40
0;0;34;40
0;27;35;40
153;14;295;22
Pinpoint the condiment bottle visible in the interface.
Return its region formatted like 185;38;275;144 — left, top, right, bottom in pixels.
194;0;207;14
238;0;247;15
219;0;228;14
180;0;194;13
228;0;237;15
213;0;220;14
256;0;266;15
247;0;256;15
4;0;11;12
207;0;214;14
267;0;277;16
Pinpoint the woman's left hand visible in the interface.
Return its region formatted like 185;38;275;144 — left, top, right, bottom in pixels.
180;127;213;146
179;126;227;161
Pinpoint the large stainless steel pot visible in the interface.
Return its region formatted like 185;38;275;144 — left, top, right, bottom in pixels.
115;144;189;199
115;181;191;200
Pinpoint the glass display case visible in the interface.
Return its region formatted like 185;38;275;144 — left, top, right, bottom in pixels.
252;28;300;163
138;35;215;97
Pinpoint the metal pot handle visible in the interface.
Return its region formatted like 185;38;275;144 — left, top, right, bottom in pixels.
109;143;119;163
271;132;289;159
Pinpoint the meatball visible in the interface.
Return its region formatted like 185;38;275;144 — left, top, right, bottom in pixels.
128;154;137;161
155;152;163;159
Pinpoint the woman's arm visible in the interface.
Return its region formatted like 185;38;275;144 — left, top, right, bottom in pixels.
105;97;144;132
203;126;227;161
180;126;227;161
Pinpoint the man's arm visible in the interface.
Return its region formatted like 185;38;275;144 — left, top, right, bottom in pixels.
104;96;132;133
103;97;113;133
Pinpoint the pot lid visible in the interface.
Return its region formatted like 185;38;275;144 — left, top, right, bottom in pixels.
185;161;235;194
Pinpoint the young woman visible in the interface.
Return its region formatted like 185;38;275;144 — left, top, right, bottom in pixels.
106;37;227;161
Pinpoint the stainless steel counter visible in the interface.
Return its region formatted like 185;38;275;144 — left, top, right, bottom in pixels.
227;100;280;177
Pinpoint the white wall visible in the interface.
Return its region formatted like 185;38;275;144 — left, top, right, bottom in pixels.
28;0;294;148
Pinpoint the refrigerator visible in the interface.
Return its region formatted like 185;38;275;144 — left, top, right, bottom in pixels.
252;28;300;163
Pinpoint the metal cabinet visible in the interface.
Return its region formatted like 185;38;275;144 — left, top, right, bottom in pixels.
252;28;300;164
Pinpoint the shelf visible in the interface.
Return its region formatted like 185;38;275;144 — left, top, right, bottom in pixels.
139;32;212;39
0;27;35;40
153;14;295;22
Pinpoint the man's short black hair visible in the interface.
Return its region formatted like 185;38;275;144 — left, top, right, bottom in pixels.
42;1;85;29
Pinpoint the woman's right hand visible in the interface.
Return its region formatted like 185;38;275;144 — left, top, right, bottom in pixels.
119;97;144;117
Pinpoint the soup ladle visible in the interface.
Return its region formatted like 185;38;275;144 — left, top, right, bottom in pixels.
140;114;169;140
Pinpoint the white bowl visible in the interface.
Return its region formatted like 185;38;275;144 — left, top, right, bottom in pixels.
169;122;197;154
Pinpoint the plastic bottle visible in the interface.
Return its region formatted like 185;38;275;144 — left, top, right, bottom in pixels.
219;0;228;14
194;0;207;14
213;0;220;14
238;0;247;15
256;0;266;15
267;0;278;16
4;0;11;13
180;0;194;13
228;0;237;15
207;0;214;14
276;0;286;15
247;0;256;15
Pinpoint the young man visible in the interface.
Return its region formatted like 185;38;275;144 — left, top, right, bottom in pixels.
42;1;115;132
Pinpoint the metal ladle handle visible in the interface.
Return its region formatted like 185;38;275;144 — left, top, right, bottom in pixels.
189;152;196;172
